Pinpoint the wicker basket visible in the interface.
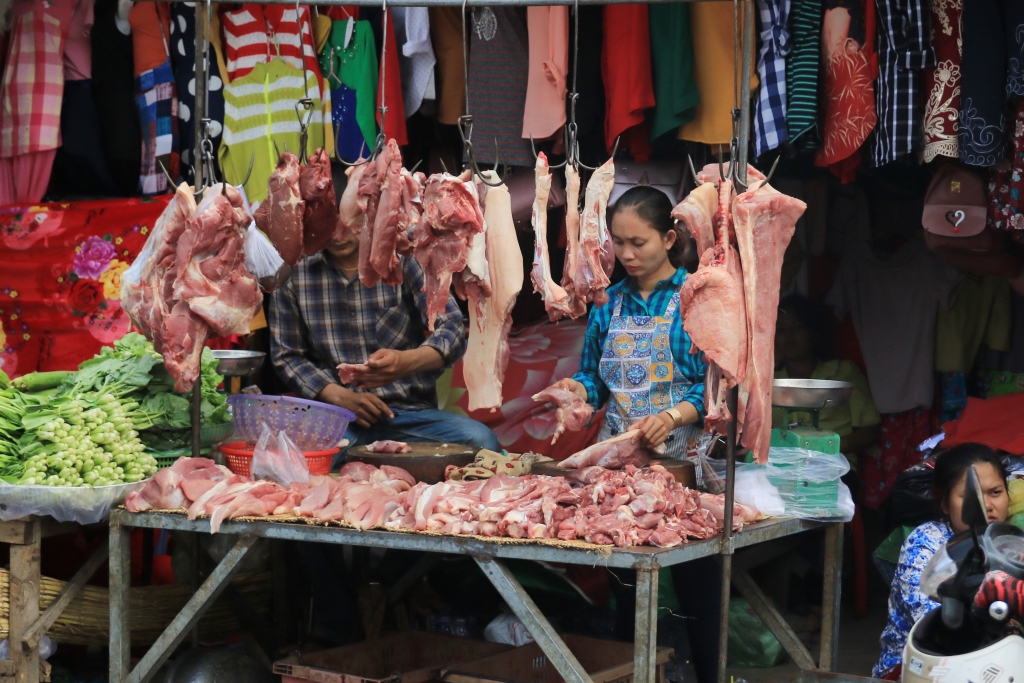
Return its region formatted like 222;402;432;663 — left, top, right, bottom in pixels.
0;570;271;646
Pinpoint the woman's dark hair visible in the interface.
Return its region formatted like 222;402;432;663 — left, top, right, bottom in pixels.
777;294;834;360
933;443;1008;512
608;186;684;267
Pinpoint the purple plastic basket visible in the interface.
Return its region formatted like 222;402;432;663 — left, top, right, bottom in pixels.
227;394;355;450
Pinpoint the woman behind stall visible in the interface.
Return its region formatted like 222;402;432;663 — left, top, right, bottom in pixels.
773;294;881;458
872;443;1009;679
552;186;718;683
554;185;707;457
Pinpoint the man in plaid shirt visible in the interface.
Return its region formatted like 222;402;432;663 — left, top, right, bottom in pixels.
269;229;499;462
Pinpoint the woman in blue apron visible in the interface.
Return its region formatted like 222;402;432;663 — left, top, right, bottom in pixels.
556;185;707;459
555;185;719;683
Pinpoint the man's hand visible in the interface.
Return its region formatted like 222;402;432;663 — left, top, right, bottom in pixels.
553;377;588;402
317;383;394;428
630;412;676;449
357;347;445;389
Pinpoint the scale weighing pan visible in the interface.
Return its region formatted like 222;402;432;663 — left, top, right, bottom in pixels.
211;350;265;377
772;379;854;410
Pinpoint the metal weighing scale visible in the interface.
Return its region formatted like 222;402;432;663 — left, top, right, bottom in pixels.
769;379;855;514
770;378;855;455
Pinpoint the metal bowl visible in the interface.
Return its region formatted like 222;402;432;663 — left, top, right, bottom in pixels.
771;379;854;409
211;350;265;377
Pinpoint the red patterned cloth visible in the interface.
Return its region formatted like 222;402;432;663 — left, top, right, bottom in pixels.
814;0;877;182
921;0;962;163
987;99;1024;232
0;0;78;157
862;408;932;508
449;318;605;459
0;196;170;377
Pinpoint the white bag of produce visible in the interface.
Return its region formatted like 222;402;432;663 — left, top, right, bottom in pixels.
251;424;309;486
0;480;146;524
484;613;534;647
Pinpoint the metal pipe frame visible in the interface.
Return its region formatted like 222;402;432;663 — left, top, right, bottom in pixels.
107;511;840;683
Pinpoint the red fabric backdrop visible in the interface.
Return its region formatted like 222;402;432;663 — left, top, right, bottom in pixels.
0;197;171;377
449;318;605;460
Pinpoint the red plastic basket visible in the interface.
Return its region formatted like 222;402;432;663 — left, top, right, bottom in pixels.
218;441;337;477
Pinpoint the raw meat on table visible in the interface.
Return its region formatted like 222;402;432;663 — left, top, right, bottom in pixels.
560;165;587;319
530;153;572;321
413;171;485;331
733;182;805;464
336;362;369;384
125;468;186;512
257;153;305;266
366;440;413;453
557;431;664;470
574;158;615;307
532;385;594;444
461;171;523;411
300;148;340;256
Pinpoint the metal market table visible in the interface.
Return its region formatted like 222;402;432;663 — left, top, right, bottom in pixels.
107;511;843;683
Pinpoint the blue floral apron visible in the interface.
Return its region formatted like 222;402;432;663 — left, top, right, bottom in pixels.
597;290;702;459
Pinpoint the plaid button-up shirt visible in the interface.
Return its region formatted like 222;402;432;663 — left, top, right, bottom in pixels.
268;253;467;410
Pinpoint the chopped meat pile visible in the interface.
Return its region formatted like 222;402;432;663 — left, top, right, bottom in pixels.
366;440;413;453
530;153;572;320
532;385;594;444
557;431;664;470
574;158;615;307
413;170;485;330
125;458;760;547
123;182;262;391
460;171;523;412
299;148;340;257
670;163;805;464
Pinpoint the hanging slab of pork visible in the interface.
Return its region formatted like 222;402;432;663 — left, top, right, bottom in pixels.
413;170;485;331
733;181;805;464
255;153;305;266
671;182;718;257
369;140;410;285
358;151;387;287
560;164;587;319
530;152;573;321
461;170;523;412
299;148;340;257
335;161;372;242
574;157;615;307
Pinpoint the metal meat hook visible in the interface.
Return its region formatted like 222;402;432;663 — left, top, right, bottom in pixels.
295;98;315;165
687;155;704;187
458;115;504;188
750;155;780;192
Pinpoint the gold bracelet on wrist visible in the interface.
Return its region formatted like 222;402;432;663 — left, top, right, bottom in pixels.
665;407;682;429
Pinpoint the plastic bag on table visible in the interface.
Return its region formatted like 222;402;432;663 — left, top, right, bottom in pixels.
251;424;310;486
767;447;851;480
0;480;146;524
727;597;786;668
734;467;785;517
697;453;728;494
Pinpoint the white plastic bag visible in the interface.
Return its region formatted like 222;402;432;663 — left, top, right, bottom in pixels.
734;468;786;517
484;613;534;647
764;447;855;522
251;424;310;486
244;220;291;292
0;636;55;660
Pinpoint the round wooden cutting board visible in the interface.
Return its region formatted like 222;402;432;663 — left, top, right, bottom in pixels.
345;442;478;484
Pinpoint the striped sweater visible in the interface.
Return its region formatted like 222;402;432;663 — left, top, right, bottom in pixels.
219;58;326;203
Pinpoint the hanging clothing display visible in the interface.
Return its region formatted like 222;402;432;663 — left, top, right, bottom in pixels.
569;6;605;167
921;0;962;163
862;408;932;508
320;18;378;160
63;0;92;80
958;0;1024;167
987;99;1024;231
221;4;269;83
784;0;821;150
135;61;179;195
219;58;325;204
0;0;79;204
465;6;532;167
753;0;790;158
264;4;323;89
429;7;465;126
522;6;568;141
392;7;435;118
602;4;655;158
91;0;140;196
648;3;699;143
826;237;962;414
935;274;1011;374
679;1;754;146
870;0;934;167
375;9;407;146
815;0;877;182
170;3;225;183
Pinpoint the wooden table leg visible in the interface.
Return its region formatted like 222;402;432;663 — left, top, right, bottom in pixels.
10;519;41;683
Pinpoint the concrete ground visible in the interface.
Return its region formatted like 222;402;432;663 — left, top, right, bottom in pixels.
725;602;888;682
